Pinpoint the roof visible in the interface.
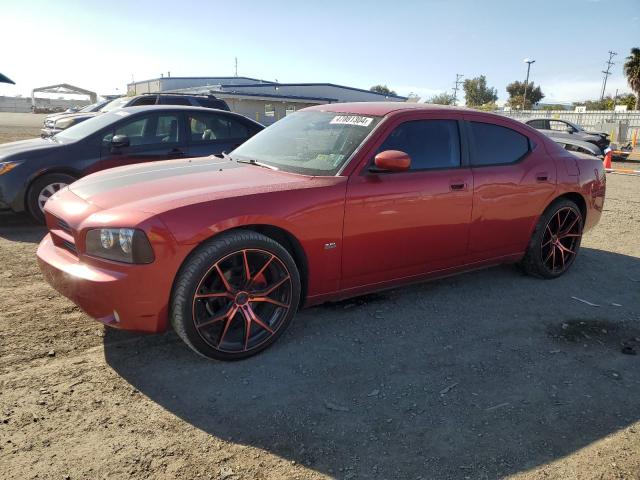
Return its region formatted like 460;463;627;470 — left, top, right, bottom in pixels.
112;105;263;124
302;102;470;116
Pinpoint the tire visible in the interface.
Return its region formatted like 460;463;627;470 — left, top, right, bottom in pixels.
521;198;583;279
26;173;76;224
171;230;301;360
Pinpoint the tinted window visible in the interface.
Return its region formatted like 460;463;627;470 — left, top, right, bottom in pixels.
161;96;191;106
101;114;180;146
378;120;461;170
130;96;157;106
188;113;250;142
155;115;180;143
197;98;230;111
527;119;546;129
469;122;529;166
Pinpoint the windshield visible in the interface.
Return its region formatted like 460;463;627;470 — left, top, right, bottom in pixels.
100;97;129;112
232;111;381;175
54;111;127;142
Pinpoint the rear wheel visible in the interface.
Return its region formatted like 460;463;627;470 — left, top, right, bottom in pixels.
26;173;76;224
171;230;301;360
521;198;583;278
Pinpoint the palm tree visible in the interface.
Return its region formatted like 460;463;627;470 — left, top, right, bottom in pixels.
623;48;640;110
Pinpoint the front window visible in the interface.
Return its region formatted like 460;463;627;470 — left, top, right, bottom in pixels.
232;111;381;176
54;111;126;142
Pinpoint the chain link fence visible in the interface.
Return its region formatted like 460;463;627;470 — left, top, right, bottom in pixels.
496;110;640;144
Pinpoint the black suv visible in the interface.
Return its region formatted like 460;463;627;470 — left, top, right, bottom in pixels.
41;94;230;137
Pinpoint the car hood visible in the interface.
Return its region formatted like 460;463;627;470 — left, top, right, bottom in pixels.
50;111;99;123
0;138;62;161
68;156;314;214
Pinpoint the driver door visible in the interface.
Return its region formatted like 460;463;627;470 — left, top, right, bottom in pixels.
90;112;186;174
340;113;473;290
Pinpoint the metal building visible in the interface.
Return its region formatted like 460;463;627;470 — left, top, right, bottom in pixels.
127;76;407;124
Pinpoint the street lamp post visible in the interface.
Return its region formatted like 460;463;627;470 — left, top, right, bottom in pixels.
522;58;536;110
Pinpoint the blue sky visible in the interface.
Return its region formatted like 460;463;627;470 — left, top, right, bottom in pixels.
0;0;638;104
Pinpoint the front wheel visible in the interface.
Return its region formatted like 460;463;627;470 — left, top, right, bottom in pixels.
521;198;583;279
171;230;301;360
26;173;76;224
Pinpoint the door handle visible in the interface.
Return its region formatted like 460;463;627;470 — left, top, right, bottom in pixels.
449;182;467;191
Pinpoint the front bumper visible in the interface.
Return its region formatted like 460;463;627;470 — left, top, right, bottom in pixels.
37;233;168;332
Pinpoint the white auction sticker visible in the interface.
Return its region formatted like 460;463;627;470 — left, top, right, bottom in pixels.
330;115;373;127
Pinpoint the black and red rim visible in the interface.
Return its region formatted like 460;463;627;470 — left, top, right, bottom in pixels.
192;249;292;353
541;206;582;274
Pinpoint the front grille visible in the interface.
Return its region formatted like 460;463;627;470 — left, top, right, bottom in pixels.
62;240;77;255
57;218;72;234
47;214;78;258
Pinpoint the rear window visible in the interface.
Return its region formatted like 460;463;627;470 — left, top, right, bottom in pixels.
469;122;530;166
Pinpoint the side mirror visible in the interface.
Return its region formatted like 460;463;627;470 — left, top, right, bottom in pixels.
371;150;411;173
565;126;574;134
111;134;130;149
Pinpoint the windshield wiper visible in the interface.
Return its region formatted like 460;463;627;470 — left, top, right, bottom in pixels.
235;158;278;170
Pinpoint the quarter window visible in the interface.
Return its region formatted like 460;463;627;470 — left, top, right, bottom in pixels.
377;120;461;170
469;121;530;166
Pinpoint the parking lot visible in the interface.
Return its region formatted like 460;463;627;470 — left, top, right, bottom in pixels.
1;118;640;479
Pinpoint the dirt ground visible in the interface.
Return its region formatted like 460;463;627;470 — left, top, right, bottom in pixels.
1;115;640;479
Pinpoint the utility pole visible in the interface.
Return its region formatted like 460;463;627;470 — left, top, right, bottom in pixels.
522;58;536;110
234;57;238;77
452;74;463;105
600;50;617;101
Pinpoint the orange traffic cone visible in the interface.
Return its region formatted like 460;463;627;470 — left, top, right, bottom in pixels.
603;150;612;169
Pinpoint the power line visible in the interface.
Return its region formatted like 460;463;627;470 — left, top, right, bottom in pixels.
452;74;463;105
600;50;617;101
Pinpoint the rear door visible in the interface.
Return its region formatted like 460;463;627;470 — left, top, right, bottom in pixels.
464;114;557;260
91;111;187;173
341;112;473;289
185;111;260;156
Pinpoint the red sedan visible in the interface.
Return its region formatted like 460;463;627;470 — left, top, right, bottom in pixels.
37;103;606;360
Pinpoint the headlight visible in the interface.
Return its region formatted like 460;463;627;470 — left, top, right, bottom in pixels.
55;117;78;129
0;161;20;176
85;228;154;264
